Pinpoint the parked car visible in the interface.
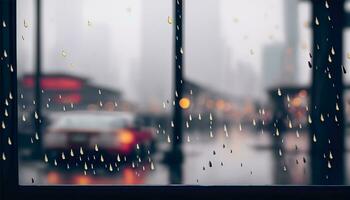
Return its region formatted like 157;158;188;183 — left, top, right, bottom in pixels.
43;111;156;167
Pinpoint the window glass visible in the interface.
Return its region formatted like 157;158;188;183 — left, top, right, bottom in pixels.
16;0;350;185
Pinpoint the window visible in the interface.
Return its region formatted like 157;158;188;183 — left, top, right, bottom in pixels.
1;0;350;198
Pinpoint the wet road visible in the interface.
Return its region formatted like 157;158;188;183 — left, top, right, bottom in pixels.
19;128;350;185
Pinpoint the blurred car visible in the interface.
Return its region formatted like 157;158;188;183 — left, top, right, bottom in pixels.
43;111;156;164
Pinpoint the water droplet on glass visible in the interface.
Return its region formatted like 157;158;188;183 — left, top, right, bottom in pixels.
328;55;332;63
95;144;99;152
313;134;317;143
320;114;324;122
167;16;173;24
167;135;171;143
315;17;319;25
61;50;67;57
44;154;48;163
331;46;335;55
277;88;282;96
308;115;312;124
209;131;214;138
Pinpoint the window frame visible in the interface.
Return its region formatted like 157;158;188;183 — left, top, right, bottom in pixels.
1;0;350;199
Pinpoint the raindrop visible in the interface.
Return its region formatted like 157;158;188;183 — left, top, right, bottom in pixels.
198;113;202;120
276;128;280;136
335;103;339;111
61;152;66;160
61;50;67;57
296;130;300;138
283;165;287;172
171;121;174;127
278;149;282;156
307;61;312;68
2;20;6;27
209;131;214;138
84;162;88;170
54;159;58;166
117;154;121;162
34;111;38;119
331;46;335;55
3;50;7;58
80;147;84;155
328;55;332;63
70;149;74;157
325;1;329;8
167;135;171;143
187;135;191;142
277;88;282;96
239;123;242;131
95;144;99;152
308;115;312;124
327;160;332;169
23;20;29;28
1;121;5;129
2;152;6;161
320;114;324;122
209;161;212;167
313;134;317;143
329;151;333;159
44;154;48;163
342;65;347;74
109;164;113;172
100;155;104;162
315;17;319;26
167;16;173;25
8;137;12;145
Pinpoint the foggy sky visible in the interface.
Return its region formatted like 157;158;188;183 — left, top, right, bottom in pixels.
17;0;316;106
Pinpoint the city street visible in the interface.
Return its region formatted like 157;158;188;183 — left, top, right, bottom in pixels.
20;128;350;185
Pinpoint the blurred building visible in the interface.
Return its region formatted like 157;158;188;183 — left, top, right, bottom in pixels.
137;0;173;112
185;0;232;95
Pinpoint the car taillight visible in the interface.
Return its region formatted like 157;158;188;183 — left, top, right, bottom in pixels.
116;129;135;145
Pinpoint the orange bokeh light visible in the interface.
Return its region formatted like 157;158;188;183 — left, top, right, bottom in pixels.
179;97;191;109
